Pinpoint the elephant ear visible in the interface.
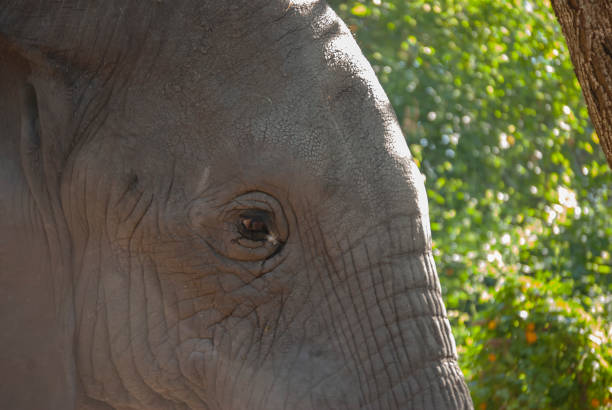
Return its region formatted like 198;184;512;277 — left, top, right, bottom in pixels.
1;4;81;405
1;31;72;294
1;1;79;193
1;3;156;407
1;0;148;68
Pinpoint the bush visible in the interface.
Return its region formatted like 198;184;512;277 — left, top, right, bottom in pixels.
463;275;611;409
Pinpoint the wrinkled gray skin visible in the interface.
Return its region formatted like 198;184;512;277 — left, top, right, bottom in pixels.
0;1;472;409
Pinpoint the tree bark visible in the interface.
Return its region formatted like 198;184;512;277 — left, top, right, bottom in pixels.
552;0;612;169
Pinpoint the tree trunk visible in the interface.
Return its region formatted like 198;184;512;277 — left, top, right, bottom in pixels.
552;0;612;169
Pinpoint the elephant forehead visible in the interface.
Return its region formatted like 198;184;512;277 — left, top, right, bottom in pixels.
103;31;312;144
84;1;422;219
114;23;388;158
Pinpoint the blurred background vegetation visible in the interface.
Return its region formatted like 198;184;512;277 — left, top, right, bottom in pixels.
327;0;611;408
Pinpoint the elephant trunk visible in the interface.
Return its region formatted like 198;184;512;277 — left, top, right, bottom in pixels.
307;213;472;409
361;250;471;409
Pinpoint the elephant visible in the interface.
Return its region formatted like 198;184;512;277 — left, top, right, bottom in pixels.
0;1;472;409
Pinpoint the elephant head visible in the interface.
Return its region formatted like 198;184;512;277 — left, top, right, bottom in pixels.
0;1;472;409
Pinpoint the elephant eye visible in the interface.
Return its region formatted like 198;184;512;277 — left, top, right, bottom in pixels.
238;212;271;242
190;191;288;264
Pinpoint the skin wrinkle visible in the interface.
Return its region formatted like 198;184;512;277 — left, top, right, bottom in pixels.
79;9;157;148
268;293;306;407
321;256;369;407
139;11;167;85
283;300;322;408
228;320;259;408
305;210;371;404
222;321;249;407
119;228;161;408
89;280;105;398
132;249;163;397
373;242;411;371
19;81;70;318
257;291;283;366
88;203;109;396
354;241;401;408
388;247;419;388
111;25;157;125
333;255;444;321
165;160;177;209
280;328;307;409
132;5;157;84
145;260;171;351
73;56;123;152
99;281;129;403
293;224;349;408
256;368;276;410
144;263;175;365
405;361;460;405
269;320;321;409
296;207;363;405
364;248;440;406
102;173;178;407
316;247;444;378
184;354;215;409
73;0;95;64
439;356;455;408
77;221;106;397
285;343;312;409
379;228;415;380
363;242;406;407
265;268;295;325
243;311;273;407
343;239;388;403
328;258;372;406
95;264;113;400
157;276;179;376
209;326;227;407
82;245;100;395
176;342;209;408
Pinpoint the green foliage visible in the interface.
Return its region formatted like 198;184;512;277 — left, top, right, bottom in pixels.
328;0;612;407
466;275;611;409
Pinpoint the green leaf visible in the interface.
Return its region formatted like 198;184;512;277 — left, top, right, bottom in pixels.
350;3;368;17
